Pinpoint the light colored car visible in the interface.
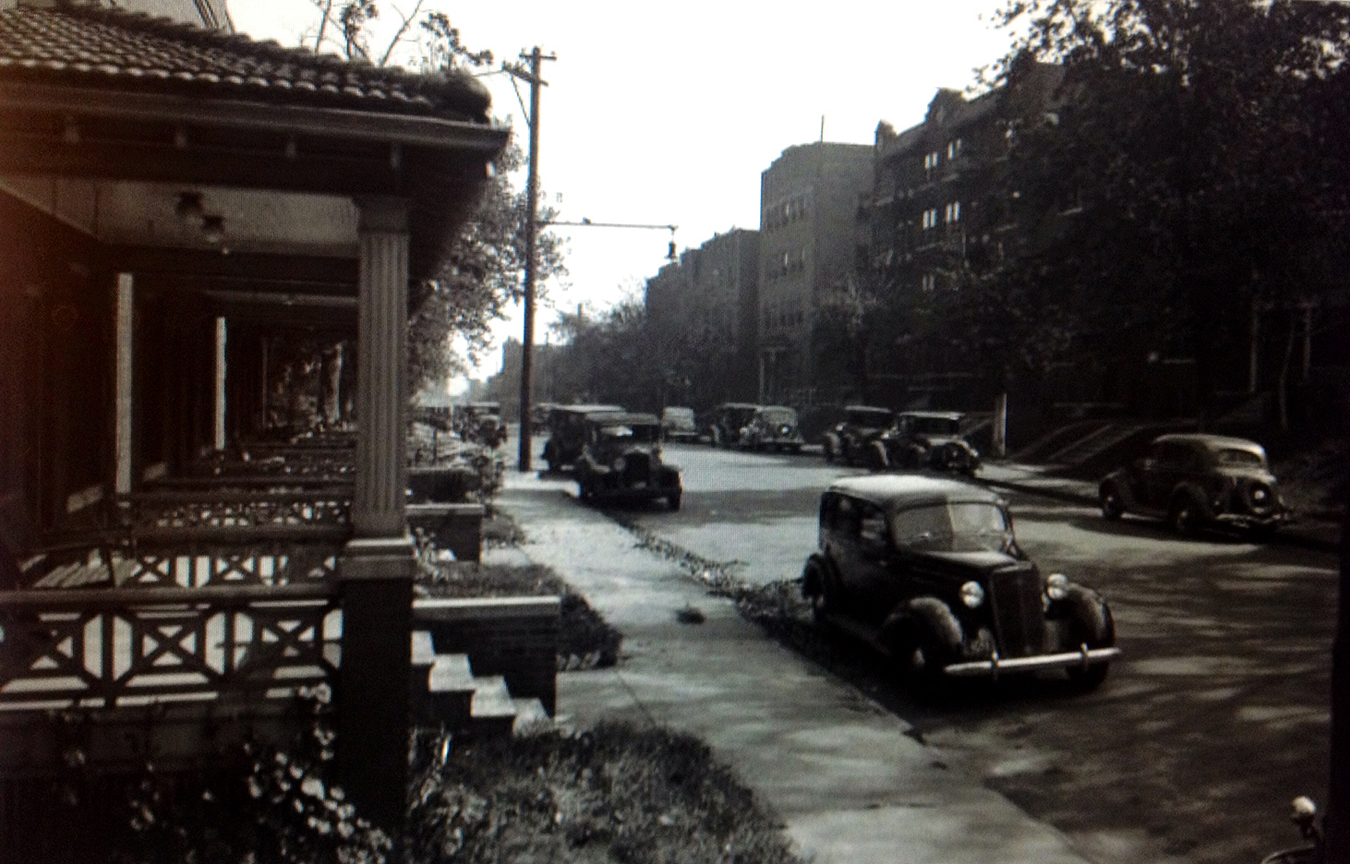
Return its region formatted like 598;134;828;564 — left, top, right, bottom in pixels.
660;406;699;442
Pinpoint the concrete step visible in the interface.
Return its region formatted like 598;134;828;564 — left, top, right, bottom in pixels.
467;675;518;738
510;697;554;736
410;630;540;736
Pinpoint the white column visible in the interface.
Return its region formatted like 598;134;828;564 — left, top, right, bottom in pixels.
353;198;410;537
214;316;227;451
115;273;134;494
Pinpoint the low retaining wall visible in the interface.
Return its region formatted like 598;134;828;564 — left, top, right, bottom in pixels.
413;596;560;715
407;503;485;563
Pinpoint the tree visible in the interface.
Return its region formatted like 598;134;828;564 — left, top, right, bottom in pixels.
548;298;658;409
981;0;1350;420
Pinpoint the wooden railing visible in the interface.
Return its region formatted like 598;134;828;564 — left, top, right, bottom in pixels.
0;582;341;709
117;491;352;531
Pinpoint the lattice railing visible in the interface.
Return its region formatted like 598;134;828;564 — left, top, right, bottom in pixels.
119;528;349;588
118;491;352;530
0;583;341;708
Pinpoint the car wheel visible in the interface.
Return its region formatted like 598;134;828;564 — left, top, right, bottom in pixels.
1099;485;1124;520
801;557;836;624
1169;495;1199;537
894;628;947;698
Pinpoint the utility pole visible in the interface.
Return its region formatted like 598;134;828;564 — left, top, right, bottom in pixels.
505;46;555;472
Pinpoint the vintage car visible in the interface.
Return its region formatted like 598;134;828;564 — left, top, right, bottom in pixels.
705;402;760;448
801;475;1119;691
540;404;623;472
873;411;980;476
1098;433;1290;537
661;406;700;442
575;412;682;510
822;405;894;466
738;405;806;452
453;401;507;447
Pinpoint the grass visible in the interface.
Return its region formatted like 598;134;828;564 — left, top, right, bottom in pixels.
406;722;803;864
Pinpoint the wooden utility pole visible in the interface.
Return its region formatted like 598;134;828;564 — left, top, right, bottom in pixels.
505;46;554;472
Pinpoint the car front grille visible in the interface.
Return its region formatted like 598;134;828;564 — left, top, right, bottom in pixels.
621;450;652;483
987;565;1046;658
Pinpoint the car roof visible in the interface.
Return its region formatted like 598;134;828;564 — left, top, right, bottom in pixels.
663;406;694;413
1153;433;1267;454
758;405;796;412
717;402;760;410
844;405;893;413
591;412;660;426
554;404;624;415
826;474;1000;508
899;410;962;420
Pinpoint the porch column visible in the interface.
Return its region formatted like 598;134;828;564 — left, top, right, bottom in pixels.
214;317;227;451
336;196;415;832
115;273;133;494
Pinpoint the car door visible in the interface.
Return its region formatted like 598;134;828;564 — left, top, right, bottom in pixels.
854;500;901;619
1143;442;1186;508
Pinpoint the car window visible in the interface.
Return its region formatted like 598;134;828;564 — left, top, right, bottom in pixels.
1214;448;1264;467
859;503;888;547
891;503;1011;553
835;496;861;536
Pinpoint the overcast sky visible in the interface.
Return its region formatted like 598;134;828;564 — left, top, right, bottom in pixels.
227;0;1017;385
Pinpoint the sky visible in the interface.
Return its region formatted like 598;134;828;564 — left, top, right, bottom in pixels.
226;0;1018;388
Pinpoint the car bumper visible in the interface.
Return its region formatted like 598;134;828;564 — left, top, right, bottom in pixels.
1213;511;1289;529
943;645;1121;678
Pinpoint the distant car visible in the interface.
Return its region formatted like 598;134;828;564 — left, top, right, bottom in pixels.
575;412;682;510
661;406;700;442
821;405;894;466
540;404;623;472
874;411;980;476
530;402;560;428
801;475;1119;691
705;402;760;448
739;405;805;453
1098;434;1290;538
454;401;507;447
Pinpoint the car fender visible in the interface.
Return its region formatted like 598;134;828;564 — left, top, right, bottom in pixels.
1100;470;1142;510
882;596;964;653
1058;584;1115;646
801;552;839;598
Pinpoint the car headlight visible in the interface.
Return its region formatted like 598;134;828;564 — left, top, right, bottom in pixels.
960;581;985;609
1045;573;1069;601
612;455;627;472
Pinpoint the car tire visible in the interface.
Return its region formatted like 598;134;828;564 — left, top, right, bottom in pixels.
1169;494;1199;537
1099;485;1125;520
801;557;836;624
894;627;947;698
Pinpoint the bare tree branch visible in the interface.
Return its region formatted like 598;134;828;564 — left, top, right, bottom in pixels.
377;0;424;67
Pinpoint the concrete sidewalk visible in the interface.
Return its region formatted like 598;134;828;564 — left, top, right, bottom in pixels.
494;470;1092;864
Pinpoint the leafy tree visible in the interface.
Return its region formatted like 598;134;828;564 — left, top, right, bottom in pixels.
548;298;658;409
983;0;1350;420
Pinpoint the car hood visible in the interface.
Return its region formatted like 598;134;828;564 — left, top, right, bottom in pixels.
917;549;1024;573
1213;466;1278;484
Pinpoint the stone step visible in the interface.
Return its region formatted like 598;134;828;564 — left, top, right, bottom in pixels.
467;675;518;738
510;697;554;736
410;630;537;736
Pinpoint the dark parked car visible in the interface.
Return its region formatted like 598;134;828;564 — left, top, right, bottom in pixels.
661;406;700;443
801;475;1119;691
540;404;623;472
739;405;805;452
453;401;507;447
1098;434;1290;537
874;411;980;476
575;412;682;510
821;405;894;466
705;402;760;448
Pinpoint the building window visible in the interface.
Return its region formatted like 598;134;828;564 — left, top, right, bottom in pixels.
922;208;938;230
947;138;962;160
944;201;961;223
923;151;939;171
921;272;936;293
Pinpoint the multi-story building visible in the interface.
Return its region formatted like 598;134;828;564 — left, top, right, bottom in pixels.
758;142;873;404
861;64;1063;413
645;228;759;409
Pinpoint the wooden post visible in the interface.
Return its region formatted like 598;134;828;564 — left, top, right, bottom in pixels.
337;197;416;832
115;273;134;495
214;317;227;451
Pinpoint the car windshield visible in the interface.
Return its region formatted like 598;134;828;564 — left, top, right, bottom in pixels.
761;408;796;424
849;409;893;426
664;408;694;422
1213;447;1265;467
909;416;960;435
890;502;1012;553
598;424;660;444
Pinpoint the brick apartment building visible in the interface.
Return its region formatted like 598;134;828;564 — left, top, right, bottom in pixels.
644;228;760;410
758;141;873;404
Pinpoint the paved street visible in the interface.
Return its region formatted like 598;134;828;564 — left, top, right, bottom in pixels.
527;438;1338;864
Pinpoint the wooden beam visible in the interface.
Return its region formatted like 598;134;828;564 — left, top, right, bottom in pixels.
110;247;358;290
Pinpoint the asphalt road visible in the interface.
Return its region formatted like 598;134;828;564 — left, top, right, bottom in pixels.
571;440;1339;864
